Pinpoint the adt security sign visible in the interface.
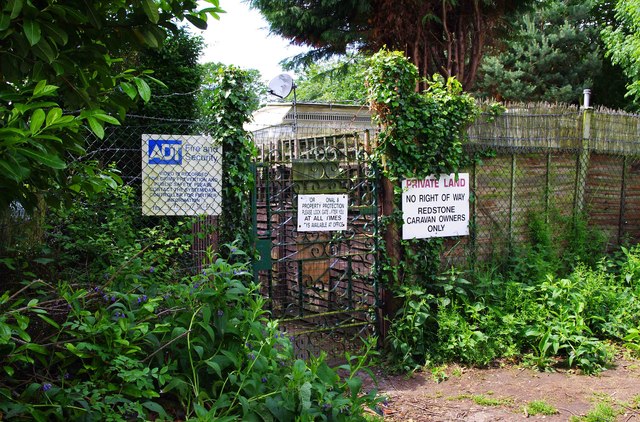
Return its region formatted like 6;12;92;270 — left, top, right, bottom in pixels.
402;174;469;239
142;134;222;216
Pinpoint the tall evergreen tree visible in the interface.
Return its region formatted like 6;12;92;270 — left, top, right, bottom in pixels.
248;0;532;90
475;0;629;108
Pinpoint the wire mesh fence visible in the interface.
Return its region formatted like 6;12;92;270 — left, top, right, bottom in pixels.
443;106;640;267
81;116;221;275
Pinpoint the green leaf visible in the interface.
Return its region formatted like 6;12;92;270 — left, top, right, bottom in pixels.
0;13;10;31
134;78;151;102
92;112;120;125
29;109;45;133
45;108;62;126
32;81;58;98
346;377;362;397
23;19;41;46
9;0;23;19
33;38;57;63
185;14;208;30
142;401;167;417
142;0;159;23
37;314;60;329
120;82;137;100
40;20;68;45
299;382;312;410
141;29;159;48
16;147;66;169
0;157;30;182
86;116;105;139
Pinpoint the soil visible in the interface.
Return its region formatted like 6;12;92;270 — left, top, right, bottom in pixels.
367;354;640;421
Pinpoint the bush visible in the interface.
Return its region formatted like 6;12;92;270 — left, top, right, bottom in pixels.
0;185;381;420
386;241;640;374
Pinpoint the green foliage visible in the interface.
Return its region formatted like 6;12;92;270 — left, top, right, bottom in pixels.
602;0;640;108
570;402;618;422
524;400;558;416
384;226;640;374
386;285;436;371
476;0;606;104
365;50;479;180
0;0;222;213
135;28;205;121
249;0;532;89
294;54;368;103
0;185;381;420
198;65;259;252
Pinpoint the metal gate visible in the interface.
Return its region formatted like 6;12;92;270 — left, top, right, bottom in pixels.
252;130;380;359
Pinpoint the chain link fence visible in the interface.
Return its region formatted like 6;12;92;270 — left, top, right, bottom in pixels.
81;115;221;275
443;105;640;267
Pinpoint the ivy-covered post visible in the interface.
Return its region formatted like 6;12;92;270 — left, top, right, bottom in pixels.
365;50;479;346
199;65;258;257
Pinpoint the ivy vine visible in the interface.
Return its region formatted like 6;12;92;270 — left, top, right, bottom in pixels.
365;49;480;292
199;65;258;254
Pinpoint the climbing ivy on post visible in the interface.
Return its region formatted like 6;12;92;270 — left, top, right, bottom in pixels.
365;50;479;329
199;65;258;255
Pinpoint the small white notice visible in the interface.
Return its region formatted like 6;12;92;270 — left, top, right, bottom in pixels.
297;194;348;232
402;173;469;239
141;134;222;216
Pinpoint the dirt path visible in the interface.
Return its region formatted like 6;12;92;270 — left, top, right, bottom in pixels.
370;356;640;421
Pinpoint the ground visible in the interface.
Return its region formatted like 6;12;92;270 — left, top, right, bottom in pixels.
367;354;640;421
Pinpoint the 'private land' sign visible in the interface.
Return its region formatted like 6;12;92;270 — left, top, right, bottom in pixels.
142;134;222;216
402;174;469;240
297;194;348;231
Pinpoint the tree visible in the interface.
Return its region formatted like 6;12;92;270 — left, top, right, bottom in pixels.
475;0;629;108
293;54;368;103
136;28;205;121
0;0;222;213
248;0;532;90
602;0;640;107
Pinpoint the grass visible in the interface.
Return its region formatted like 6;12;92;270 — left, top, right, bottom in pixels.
524;400;558;416
450;393;513;407
569;403;618;422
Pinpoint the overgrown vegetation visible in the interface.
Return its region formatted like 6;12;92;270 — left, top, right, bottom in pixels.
365;50;640;377
386;211;640;374
0;186;381;420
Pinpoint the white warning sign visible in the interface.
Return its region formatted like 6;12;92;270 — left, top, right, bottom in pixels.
297;194;348;232
402;174;469;239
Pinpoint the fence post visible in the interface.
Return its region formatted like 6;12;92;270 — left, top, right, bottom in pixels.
508;153;516;253
618;156;628;244
574;89;592;217
545;153;551;224
470;158;477;269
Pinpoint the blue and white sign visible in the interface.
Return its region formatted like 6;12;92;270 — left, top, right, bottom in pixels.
148;139;183;165
142;134;222;216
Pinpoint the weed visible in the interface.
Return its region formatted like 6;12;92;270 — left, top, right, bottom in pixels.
524;400;558;416
429;365;448;383
452;393;513;407
570;402;618;422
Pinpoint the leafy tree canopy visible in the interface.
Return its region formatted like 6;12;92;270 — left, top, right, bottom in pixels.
0;0;222;213
293;54;368;104
602;0;640;108
248;0;532;90
135;28;205;121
